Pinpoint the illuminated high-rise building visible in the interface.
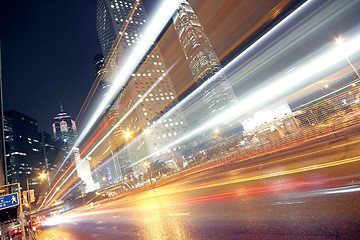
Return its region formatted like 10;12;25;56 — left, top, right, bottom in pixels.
95;0;186;179
173;1;237;115
52;103;77;144
51;104;95;193
4;110;42;197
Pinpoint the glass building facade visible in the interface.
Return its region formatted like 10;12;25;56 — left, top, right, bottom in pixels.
4;110;42;196
173;1;237;115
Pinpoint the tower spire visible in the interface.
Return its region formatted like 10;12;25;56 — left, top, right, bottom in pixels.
60;101;64;112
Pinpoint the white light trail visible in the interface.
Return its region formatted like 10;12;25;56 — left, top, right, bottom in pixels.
130;22;360;167
75;0;182;146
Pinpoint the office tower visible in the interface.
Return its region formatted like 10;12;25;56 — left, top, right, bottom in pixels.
173;1;237;115
52;103;78;144
95;0;186;178
4;110;42;197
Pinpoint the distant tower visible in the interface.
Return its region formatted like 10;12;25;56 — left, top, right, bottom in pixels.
52;103;77;144
51;103;94;193
173;1;237;115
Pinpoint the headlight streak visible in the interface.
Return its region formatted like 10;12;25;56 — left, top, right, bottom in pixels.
39;160;78;210
47;181;359;223
56;159;360;216
180;156;360;195
39;0;182;210
225;0;353;89
293;75;360;111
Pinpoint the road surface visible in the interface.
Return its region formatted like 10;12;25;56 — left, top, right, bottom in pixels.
37;133;360;239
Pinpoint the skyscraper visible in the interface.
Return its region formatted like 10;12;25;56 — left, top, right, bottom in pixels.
173;1;237;115
51;104;94;193
4;110;42;195
95;0;186;179
52;104;77;144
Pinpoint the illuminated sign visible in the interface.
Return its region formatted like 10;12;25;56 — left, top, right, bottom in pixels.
0;193;19;210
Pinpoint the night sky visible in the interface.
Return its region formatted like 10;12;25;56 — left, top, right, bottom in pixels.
0;0;102;133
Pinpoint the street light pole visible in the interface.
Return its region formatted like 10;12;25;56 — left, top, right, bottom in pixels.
26;179;33;236
18;182;26;240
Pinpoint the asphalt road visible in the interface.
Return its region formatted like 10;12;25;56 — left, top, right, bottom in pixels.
37;133;360;240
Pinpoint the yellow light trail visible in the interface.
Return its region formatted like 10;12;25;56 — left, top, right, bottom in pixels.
184;155;360;194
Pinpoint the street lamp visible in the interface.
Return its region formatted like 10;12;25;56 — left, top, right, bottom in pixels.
124;130;131;139
39;172;47;180
335;36;360;79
